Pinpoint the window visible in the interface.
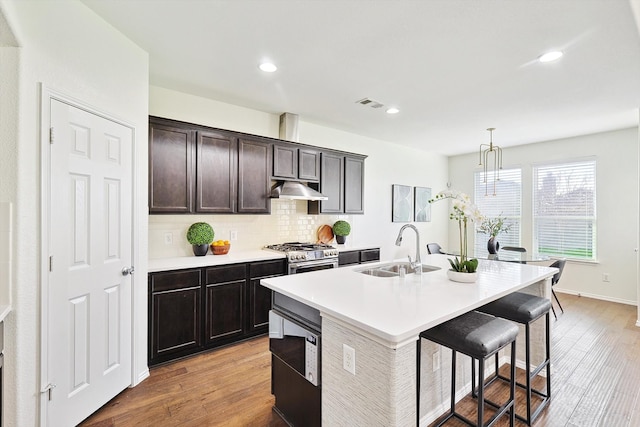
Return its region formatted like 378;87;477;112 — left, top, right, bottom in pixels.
533;159;596;261
474;168;522;257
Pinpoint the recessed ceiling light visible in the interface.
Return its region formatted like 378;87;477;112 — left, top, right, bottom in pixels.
538;51;563;63
259;62;277;72
386;107;400;114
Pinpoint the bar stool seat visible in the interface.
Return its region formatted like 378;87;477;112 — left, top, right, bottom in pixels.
477;292;551;425
417;311;518;427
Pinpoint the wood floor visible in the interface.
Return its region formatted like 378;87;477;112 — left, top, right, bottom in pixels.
80;294;640;427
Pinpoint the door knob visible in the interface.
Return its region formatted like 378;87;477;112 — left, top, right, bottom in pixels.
121;266;135;276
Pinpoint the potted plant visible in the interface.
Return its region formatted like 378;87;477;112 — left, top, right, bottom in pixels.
332;220;351;244
186;222;215;256
477;215;512;254
429;190;483;282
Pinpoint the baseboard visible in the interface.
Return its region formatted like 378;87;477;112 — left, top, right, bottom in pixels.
553;287;636;306
134;368;150;386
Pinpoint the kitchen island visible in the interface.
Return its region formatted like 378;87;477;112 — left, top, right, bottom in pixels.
261;254;557;426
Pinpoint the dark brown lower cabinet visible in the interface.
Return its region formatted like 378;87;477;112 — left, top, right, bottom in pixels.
338;248;380;267
149;269;202;365
249;259;286;333
205;264;246;344
149;259;286;366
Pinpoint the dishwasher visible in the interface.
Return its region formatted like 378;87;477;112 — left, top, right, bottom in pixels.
269;293;321;427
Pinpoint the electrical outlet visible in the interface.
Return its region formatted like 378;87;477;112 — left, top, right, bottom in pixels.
343;344;356;375
230;230;238;241
432;352;440;372
164;232;173;245
603;273;610;282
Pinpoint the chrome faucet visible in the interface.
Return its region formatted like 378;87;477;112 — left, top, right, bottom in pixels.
395;224;422;275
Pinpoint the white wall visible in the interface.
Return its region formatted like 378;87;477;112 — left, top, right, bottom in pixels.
0;1;149;425
149;86;451;261
449;127;640;305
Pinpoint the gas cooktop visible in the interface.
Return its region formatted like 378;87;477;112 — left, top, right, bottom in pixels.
264;242;339;262
265;242;336;252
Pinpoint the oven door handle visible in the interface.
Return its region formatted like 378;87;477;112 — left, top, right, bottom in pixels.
289;259;339;274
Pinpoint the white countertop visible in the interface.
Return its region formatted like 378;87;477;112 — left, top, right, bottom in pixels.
148;245;382;272
148;250;286;272
261;254;557;348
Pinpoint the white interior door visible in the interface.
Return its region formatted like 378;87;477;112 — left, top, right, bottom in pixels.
46;98;133;426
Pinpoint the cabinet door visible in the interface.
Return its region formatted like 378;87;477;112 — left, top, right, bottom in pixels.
248;259;286;334
317;152;344;213
196;131;237;213
205;280;245;344
204;264;247;345
238;138;272;213
338;250;360;266
298;148;320;182
149;120;194;213
273;144;297;179
360;248;380;264
149;269;201;365
344;156;364;214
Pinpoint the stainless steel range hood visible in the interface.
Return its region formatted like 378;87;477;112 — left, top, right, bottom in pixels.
271;113;328;201
271;181;328;201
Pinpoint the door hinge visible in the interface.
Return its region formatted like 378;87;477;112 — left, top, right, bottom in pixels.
49;256;53;272
42;383;57;401
49;127;55;144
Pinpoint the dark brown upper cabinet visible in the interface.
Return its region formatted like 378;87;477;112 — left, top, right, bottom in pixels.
149;119;195;213
196;130;237;213
238;137;272;213
308;152;365;214
149;117;272;214
149;116;365;215
311;152;344;214
273;143;320;182
344;156;365;214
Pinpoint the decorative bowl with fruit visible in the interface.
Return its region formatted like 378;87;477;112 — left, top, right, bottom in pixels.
211;239;231;255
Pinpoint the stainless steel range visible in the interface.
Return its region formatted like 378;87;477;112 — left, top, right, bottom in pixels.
265;242;339;274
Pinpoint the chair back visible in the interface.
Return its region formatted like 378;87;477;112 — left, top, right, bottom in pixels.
549;259;566;286
500;246;527;263
427;243;444;254
501;246;527;252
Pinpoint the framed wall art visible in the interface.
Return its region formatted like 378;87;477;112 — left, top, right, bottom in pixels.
392;184;413;222
414;186;432;222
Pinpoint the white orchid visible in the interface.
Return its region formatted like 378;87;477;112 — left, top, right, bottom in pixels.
429;190;483;273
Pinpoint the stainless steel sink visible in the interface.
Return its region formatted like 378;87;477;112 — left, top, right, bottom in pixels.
356;262;441;277
357;268;398;277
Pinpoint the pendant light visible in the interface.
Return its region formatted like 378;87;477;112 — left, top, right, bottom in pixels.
478;128;503;196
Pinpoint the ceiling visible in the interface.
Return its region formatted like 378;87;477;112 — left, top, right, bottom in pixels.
83;0;640;156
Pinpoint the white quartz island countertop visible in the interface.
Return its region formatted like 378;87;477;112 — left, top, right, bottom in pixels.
261;254;558;348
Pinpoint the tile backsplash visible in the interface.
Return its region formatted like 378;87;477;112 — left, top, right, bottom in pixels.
148;199;350;258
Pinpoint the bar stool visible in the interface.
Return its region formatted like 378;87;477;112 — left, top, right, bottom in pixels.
476;292;551;425
417;311;518;427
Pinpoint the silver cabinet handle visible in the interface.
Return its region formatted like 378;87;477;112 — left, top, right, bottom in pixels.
122;266;135;276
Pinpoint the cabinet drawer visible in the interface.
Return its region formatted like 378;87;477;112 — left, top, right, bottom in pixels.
338;251;360;266
250;259;286;278
150;269;201;293
205;263;247;284
360;249;380;264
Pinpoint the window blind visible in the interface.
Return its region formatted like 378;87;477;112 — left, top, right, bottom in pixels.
474;168;522;257
533;159;596;261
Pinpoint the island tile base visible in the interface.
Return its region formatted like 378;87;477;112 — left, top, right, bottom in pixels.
322;316;416;426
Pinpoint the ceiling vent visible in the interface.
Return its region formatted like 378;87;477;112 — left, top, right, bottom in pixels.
356;97;384;109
